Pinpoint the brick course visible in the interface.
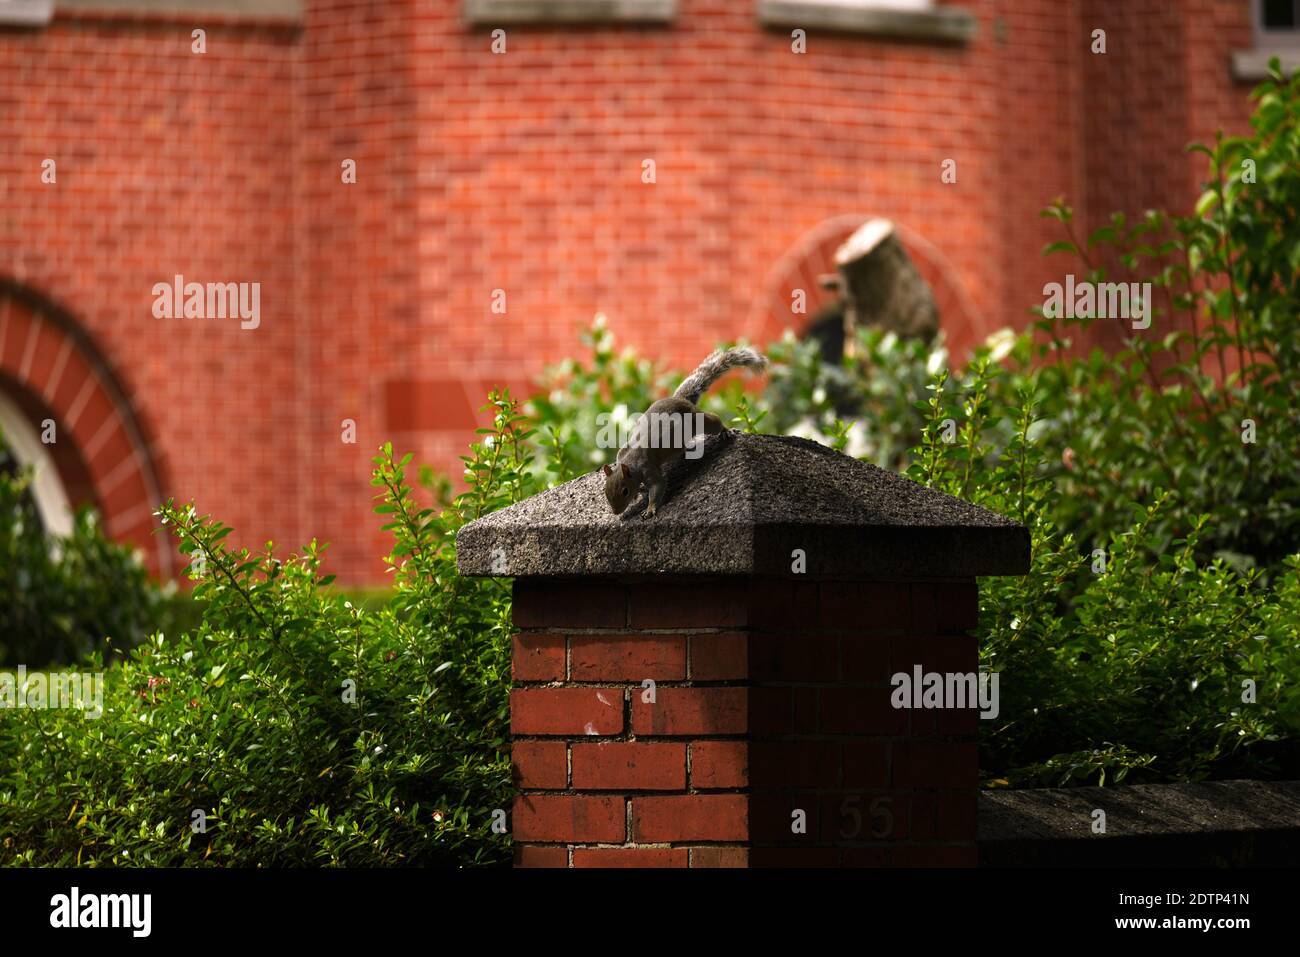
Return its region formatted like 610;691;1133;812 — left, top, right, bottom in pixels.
509;576;984;866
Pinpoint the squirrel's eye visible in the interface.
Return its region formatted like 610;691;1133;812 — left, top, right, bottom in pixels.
621;487;628;496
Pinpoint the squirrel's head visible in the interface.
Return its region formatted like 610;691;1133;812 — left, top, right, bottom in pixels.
602;462;634;515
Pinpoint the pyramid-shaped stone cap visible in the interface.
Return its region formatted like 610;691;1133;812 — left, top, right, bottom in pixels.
456;432;1030;578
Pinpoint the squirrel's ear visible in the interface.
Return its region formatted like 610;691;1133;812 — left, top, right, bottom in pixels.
602;464;613;477
620;463;631;477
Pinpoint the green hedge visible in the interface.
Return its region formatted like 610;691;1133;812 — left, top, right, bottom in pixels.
0;416;527;866
0;440;195;668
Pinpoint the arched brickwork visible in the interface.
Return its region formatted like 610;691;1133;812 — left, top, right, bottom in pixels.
0;279;174;577
745;215;983;361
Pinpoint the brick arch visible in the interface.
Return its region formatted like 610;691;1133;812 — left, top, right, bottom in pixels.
0;278;174;577
744;214;983;359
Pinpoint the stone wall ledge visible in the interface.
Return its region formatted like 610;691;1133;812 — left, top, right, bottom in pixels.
979;779;1300;867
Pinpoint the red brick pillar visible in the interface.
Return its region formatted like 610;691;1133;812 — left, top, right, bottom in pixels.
507;576;981;867
455;432;1028;868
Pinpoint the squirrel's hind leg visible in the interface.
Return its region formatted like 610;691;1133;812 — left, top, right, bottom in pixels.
642;468;665;518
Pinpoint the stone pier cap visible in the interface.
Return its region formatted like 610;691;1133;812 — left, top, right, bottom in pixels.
456;432;1030;579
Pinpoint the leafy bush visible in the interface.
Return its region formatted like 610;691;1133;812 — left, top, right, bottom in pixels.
924;63;1300;783
0;438;190;668
910;367;1300;786
0;399;531;866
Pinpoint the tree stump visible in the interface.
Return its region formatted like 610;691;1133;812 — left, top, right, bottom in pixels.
835;219;939;352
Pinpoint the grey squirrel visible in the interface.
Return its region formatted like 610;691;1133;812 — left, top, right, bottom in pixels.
603;347;768;517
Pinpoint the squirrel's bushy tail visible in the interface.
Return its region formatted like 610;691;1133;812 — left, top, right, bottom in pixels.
674;346;768;405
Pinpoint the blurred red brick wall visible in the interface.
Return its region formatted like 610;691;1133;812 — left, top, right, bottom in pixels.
0;0;1260;583
1;8;300;578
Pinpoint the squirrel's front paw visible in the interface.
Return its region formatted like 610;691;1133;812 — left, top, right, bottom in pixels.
642;503;657;519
